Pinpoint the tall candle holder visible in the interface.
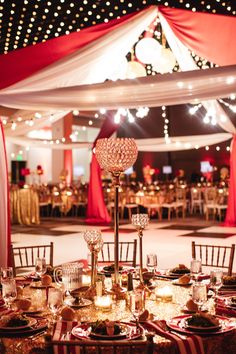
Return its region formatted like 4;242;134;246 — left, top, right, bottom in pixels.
83;230;103;299
95;138;138;295
131;214;149;285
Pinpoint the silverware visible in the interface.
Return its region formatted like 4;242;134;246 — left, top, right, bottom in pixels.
28;330;47;341
61;331;71;341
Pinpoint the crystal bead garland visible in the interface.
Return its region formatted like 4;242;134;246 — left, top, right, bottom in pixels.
95;138;138;293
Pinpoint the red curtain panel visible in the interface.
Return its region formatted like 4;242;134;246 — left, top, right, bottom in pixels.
159;5;236;66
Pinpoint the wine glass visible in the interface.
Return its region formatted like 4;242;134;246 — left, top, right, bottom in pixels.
48;288;63;321
35;258;47;279
192;283;207;311
2;279;17;309
210;269;223;297
190;259;202;282
128;290;145;327
0;267;13;283
146;254;158;273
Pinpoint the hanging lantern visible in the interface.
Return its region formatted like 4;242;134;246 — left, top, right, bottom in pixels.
152;48;176;74
126;61;146;79
135;37;162;64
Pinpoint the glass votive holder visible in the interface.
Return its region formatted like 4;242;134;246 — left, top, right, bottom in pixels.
155;286;173;302
82;275;91;287
111;274;122;287
94;295;112;312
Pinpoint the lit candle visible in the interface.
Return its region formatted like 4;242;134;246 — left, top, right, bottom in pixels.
94;296;112;311
155;286;173;302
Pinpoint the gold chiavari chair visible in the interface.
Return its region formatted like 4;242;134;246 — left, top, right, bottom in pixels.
192;241;235;276
10;242;54;277
99;239;137;267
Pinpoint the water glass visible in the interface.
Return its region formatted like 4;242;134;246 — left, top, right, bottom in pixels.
192;283;207;310
35;258;47;278
48;288;63;320
0;267;13;283
2;279;17;309
210;269;223;296
190;259;202;281
146;254;158;273
128;290;145;323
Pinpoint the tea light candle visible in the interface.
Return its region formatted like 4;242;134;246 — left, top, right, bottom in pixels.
155;286;173;302
94;296;112;311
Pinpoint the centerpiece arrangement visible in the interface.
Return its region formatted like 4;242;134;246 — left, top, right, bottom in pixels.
95;138;138;297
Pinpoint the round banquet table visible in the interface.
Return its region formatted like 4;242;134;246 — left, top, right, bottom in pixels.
0;278;235;353
10;188;40;225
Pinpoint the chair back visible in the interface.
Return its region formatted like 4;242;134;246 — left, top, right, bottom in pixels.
10;242;54;276
191;187;202;202
204;187;217;204
176;188;186;203
99;240;137;267
192;241;235;276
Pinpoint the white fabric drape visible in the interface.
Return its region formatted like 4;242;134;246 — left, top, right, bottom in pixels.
0;122;10;267
4;110;69;137
136;133;232;151
159;12;236;134
0;65;236;111
2;7;157;93
6;133;231;152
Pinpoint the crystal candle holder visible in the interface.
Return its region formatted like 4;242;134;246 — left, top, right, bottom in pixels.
95;138;138;289
83;230;103;289
95;138;138;174
132;214;149;285
131;214;149;231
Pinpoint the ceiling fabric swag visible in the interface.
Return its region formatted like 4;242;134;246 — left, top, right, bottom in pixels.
0;6;157;91
158;6;236;66
136;133;232;152
159;12;236;134
6;133;231;152
1;7;157;93
0;65;236;111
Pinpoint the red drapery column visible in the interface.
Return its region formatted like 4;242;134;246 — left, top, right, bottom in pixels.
0;121;11;267
225;136;236;226
63;112;73;185
86;112;119;225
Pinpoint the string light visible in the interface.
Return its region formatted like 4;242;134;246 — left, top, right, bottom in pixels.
0;1;234;54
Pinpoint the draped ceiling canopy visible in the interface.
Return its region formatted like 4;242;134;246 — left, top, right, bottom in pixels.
1;4;236;266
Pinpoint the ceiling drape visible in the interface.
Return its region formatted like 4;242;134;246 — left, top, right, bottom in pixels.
158;6;236;66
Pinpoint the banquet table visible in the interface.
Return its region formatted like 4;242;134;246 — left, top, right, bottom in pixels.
0;278;236;354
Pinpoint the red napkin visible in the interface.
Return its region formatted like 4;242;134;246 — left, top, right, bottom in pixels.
216;296;236;317
144;320;205;354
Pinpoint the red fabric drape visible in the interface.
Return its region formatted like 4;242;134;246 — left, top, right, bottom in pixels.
0;121;11;267
225;136;236;226
0;9;147;90
63;113;73;184
86;112;119;225
159;6;236;66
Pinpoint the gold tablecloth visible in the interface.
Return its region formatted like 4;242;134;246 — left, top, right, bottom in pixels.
0;279;235;353
10;189;40;225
